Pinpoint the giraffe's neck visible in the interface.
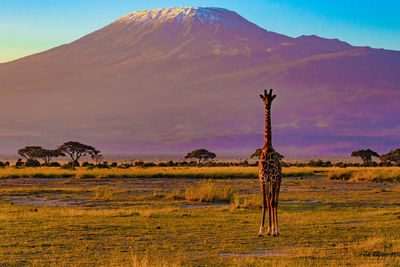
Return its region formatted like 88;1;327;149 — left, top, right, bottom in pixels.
263;105;273;151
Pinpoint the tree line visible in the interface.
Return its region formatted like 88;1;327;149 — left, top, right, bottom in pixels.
351;148;400;166
4;144;400;168
16;141;102;167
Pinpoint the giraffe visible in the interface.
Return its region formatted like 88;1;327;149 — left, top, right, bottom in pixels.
258;89;282;237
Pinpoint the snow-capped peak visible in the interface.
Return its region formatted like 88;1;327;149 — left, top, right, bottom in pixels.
115;7;242;27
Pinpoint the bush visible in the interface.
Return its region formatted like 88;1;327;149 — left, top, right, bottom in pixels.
134;161;144;167
61;162;75;170
81;161;90;167
307;159;333;167
328;170;353;180
15;159;24;167
110;162;117;168
96;162;110;169
25;159;41;167
143;162;156;167
49;162;61;167
117;163;131;169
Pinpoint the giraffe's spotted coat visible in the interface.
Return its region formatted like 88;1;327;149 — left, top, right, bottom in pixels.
259;151;282;186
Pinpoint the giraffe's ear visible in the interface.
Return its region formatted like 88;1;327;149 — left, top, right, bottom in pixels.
259;94;265;100
272;95;277;101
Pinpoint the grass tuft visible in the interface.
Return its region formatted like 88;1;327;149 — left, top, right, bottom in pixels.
231;194;262;210
184;180;236;203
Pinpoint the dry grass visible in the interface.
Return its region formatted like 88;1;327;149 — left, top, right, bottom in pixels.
93;186;114;201
184;179;236;202
1;175;400;265
231;194;262;210
327;167;400;182
0;166;321;180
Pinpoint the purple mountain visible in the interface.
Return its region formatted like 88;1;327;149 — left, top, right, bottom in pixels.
0;7;399;156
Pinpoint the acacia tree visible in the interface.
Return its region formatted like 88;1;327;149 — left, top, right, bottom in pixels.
17;146;42;161
351;149;379;166
380;149;400;165
91;150;104;165
31;148;65;166
250;148;284;160
58;141;99;166
185;149;216;164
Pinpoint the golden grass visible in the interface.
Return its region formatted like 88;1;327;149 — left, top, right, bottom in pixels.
93;186;114;201
1;175;400;265
327;167;400;182
231;194;262;210
0;166;321;179
184;180;236;202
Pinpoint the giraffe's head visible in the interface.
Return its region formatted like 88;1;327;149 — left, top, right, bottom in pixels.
259;89;276;108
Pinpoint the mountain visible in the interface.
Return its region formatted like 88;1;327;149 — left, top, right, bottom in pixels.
0;7;399;156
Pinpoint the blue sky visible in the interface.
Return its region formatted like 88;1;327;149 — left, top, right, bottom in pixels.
1;0;399;62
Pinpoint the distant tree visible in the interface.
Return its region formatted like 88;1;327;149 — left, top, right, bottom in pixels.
351;149;379;166
17;146;42;161
31;148;65;166
250;148;284;160
184;149;216;164
91;150;104;165
58;141;99;166
307;159;333;167
380;149;400;165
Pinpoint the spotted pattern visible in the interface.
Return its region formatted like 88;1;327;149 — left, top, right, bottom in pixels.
259;150;282;188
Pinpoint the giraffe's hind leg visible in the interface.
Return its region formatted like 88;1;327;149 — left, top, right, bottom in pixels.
258;184;267;237
272;201;279;236
274;188;280;236
266;182;272;235
270;182;280;237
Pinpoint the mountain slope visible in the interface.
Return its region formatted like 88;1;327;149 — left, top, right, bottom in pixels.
0;7;399;155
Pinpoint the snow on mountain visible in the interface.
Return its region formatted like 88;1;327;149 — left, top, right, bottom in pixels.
116;7;243;27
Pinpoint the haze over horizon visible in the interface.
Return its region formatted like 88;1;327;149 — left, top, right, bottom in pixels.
1;1;400;63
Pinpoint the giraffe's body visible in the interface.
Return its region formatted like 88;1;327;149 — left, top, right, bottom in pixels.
258;89;282;237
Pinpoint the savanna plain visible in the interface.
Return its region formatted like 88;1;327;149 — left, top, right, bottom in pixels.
1;166;400;266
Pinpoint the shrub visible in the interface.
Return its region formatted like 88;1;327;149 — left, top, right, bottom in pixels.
61;162;75;170
96;162;110;169
81;161;90;167
328;170;353;180
25;159;41;167
143;162;156;167
49;162;61;167
15;159;24;167
134;161;144;167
